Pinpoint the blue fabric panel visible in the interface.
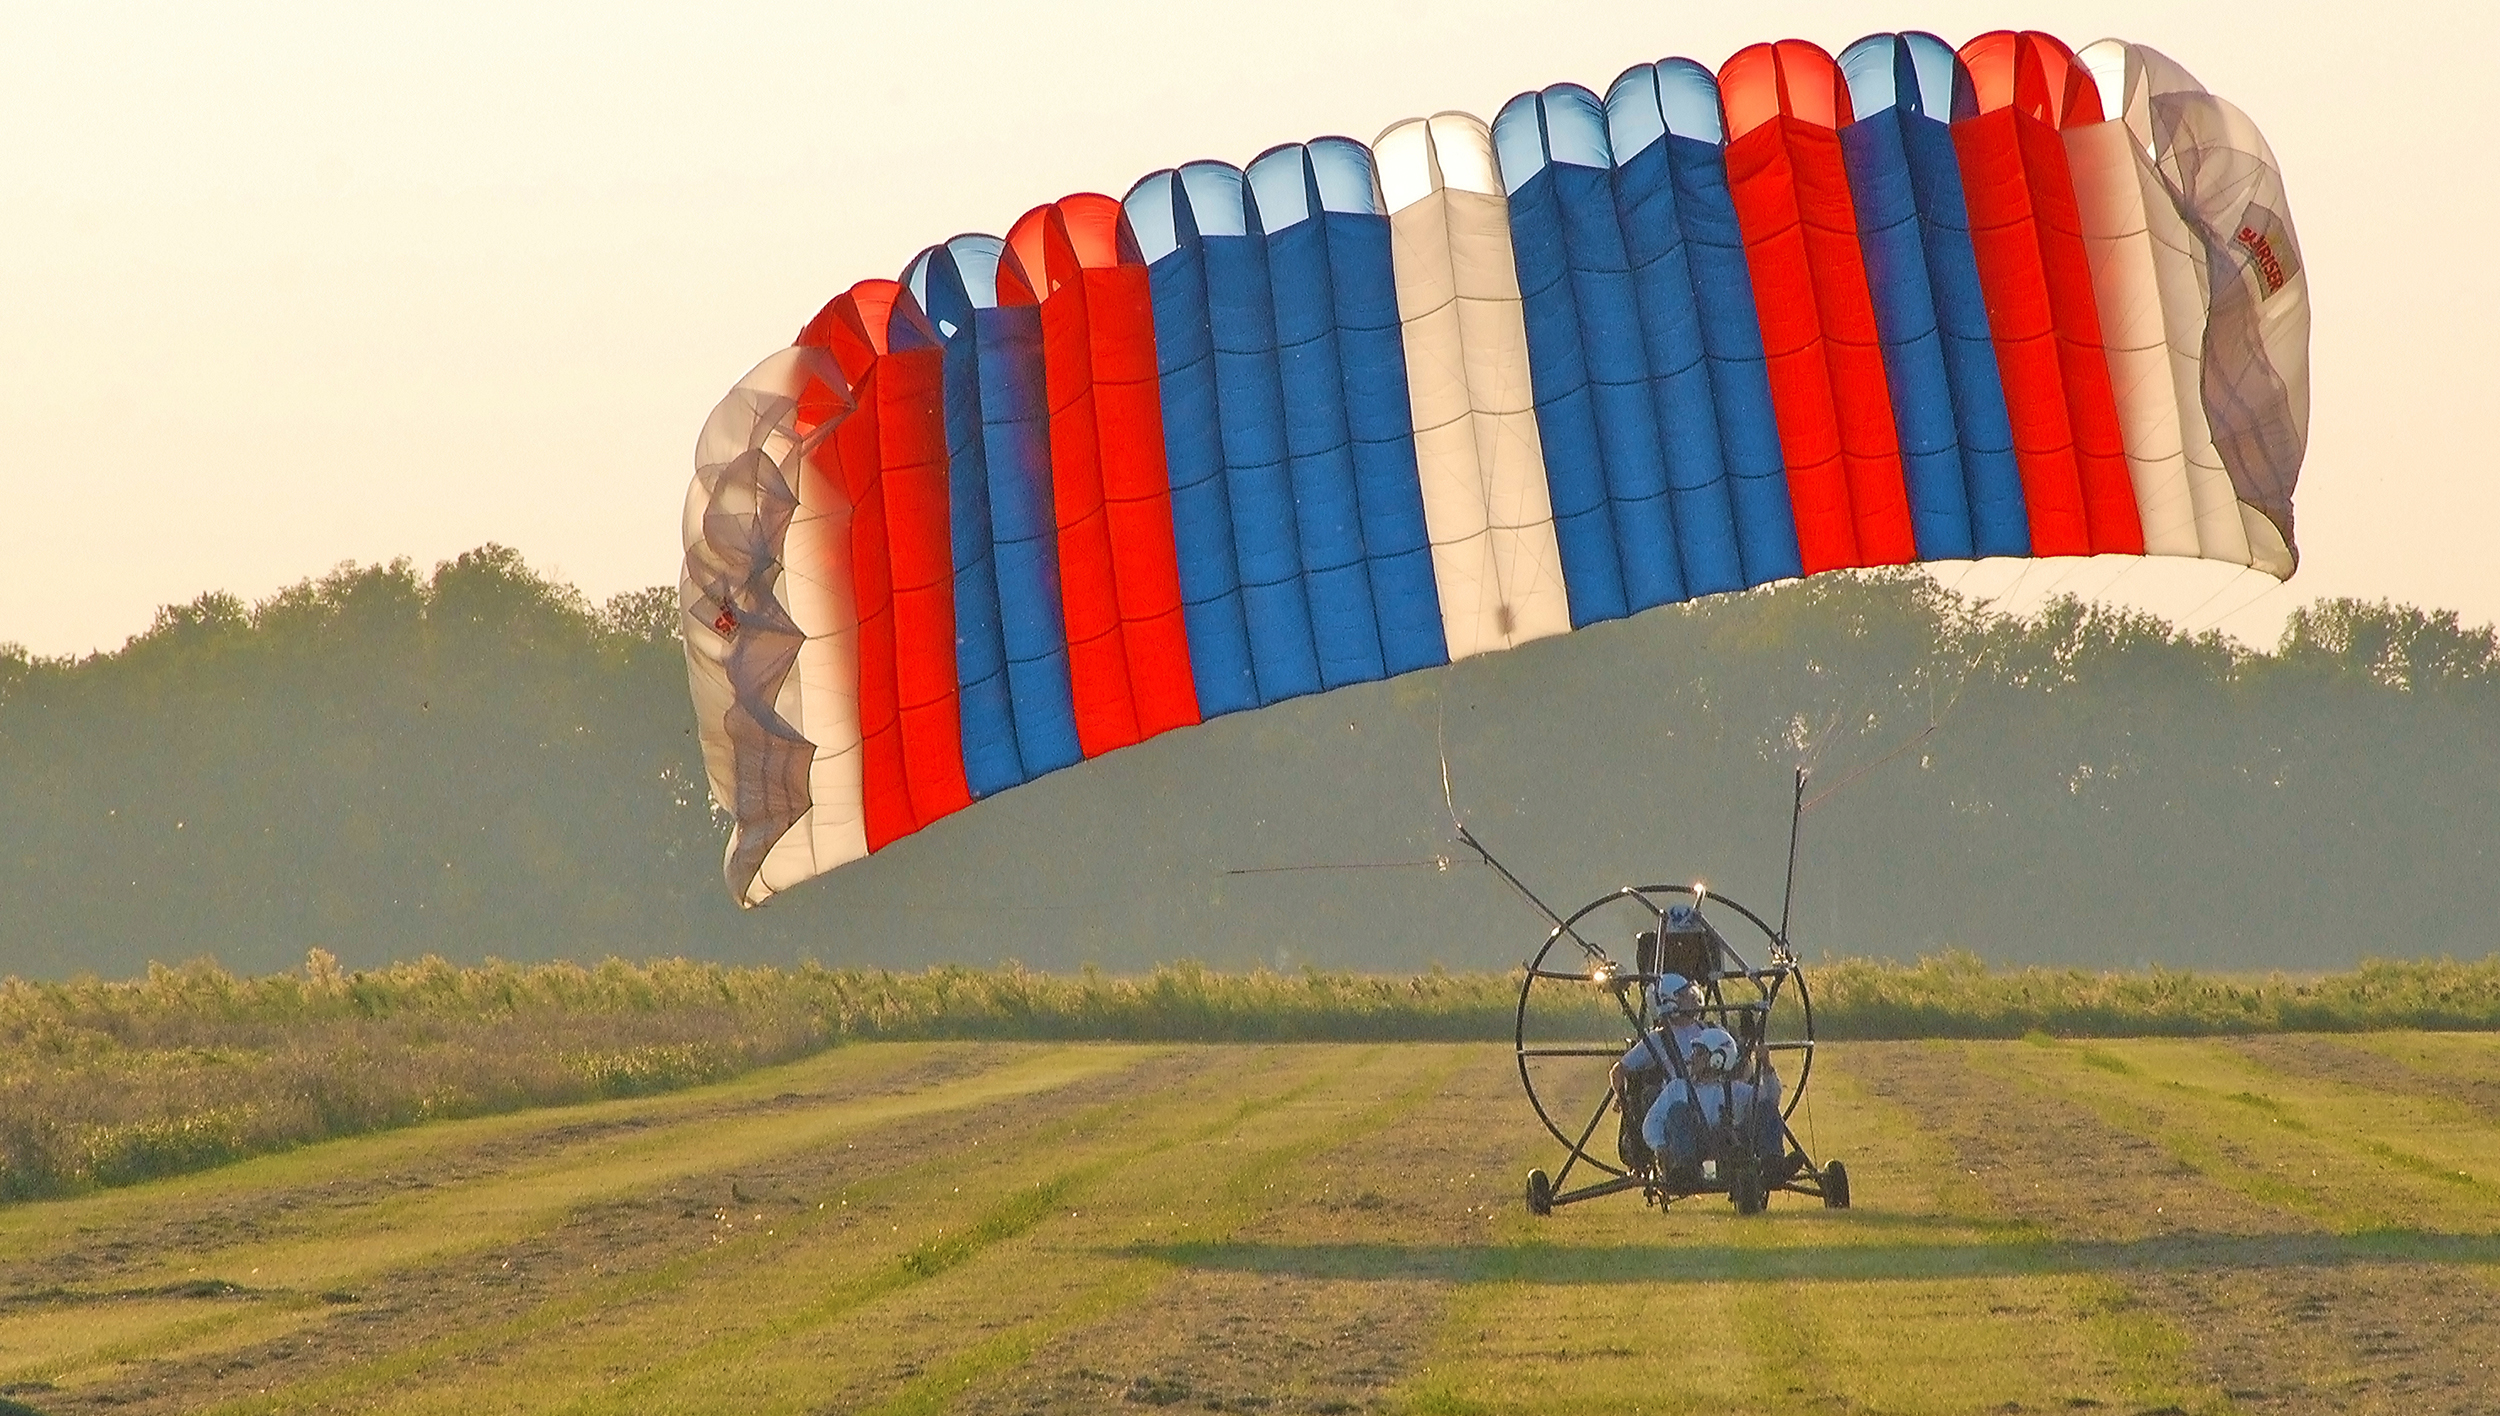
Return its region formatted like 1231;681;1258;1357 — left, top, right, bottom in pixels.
1899;110;2030;557
1507;162;1629;626
1609;135;1744;597
1141;208;1262;718
1323;204;1448;674
1840;110;1976;560
915;250;1023;798
972;299;1083;776
1665;133;1804;585
1200;215;1323;705
1264;204;1388;688
1553;159;1685;612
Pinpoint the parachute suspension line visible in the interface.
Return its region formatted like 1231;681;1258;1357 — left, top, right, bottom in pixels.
2095;554;2147;602
2169;565;2250;636
1437;692;1461;834
1777;765;1808;955
1437;697;1607;964
2023;555;2093;613
2180;568;2281;640
1800;636;1988;817
1220;858;1452;875
1932;560;1982;604
1452;823;1606;965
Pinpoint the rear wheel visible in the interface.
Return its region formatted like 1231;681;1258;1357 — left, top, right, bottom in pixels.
1526;1168;1554;1216
1821;1160;1851;1210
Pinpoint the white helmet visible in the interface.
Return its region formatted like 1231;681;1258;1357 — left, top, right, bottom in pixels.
1689;1026;1738;1077
1650;973;1702;1022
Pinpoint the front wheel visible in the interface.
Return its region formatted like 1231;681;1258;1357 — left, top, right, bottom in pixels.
1729;1167;1767;1215
1821;1160;1851;1210
1526;1168;1554;1216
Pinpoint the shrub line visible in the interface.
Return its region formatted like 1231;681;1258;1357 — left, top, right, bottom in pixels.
4;949;2496;1203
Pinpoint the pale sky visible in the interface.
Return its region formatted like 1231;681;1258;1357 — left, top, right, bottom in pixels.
3;0;2492;657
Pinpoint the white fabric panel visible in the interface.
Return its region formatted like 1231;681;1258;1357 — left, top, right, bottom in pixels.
681;347;867;906
2143;149;2254;567
764;460;867;900
2241;505;2294;578
1376;113;1571;660
2092;39;2308;579
2079;40;2250;568
2064;119;2200;557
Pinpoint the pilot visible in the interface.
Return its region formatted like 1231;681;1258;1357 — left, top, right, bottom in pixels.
1609;972;1706;1109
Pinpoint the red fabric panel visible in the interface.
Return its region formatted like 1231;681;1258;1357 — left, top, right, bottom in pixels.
806;282;974;851
1956;33;2143;556
2015;118;2141;554
871;299;974;835
1720;45;1914;574
1008;204;1134;756
1719;38;1848;140
825;366;909;850
1010;199;1199;757
1951;106;2090;555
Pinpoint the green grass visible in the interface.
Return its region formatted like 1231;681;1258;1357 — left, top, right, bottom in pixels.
7;950;2500;1203
12;1038;2500;1413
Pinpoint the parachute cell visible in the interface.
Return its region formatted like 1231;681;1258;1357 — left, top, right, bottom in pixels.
684;29;2310;903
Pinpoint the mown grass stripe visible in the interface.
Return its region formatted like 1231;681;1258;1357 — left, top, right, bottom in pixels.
182;1045;1182;1416
848;1049;1466;1416
1995;1038;2500;1225
466;1047;1373;1416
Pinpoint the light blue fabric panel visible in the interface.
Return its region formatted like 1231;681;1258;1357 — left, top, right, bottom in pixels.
1253;144;1388;689
942;235;1082;776
1498;91;1629;627
1306;137;1448;675
909;244;1022;797
1130;171;1261;717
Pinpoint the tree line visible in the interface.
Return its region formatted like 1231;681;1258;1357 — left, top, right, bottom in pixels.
2;547;2494;979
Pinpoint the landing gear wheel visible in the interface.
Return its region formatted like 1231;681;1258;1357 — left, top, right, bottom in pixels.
1730;1167;1767;1215
1526;1168;1554;1217
1821;1160;1851;1210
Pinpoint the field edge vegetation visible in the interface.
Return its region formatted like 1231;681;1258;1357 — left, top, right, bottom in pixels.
5;948;2498;1202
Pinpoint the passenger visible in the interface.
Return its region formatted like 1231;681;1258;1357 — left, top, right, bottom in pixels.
1648;1027;1754;1180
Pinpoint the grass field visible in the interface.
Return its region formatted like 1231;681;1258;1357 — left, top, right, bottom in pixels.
7;1035;2500;1415
16;953;2500;1205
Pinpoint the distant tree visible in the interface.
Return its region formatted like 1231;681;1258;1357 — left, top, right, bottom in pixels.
2;553;2495;979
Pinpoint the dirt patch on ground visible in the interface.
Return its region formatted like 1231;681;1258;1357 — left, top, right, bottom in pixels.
2226;1034;2500;1122
24;1048;1208;1416
1854;1041;2500;1415
957;1050;1520;1415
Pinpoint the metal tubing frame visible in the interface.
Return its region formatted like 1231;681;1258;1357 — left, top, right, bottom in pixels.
1512;881;1822;1197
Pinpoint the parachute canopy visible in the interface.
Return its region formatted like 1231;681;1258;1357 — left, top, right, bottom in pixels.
682;31;2309;904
